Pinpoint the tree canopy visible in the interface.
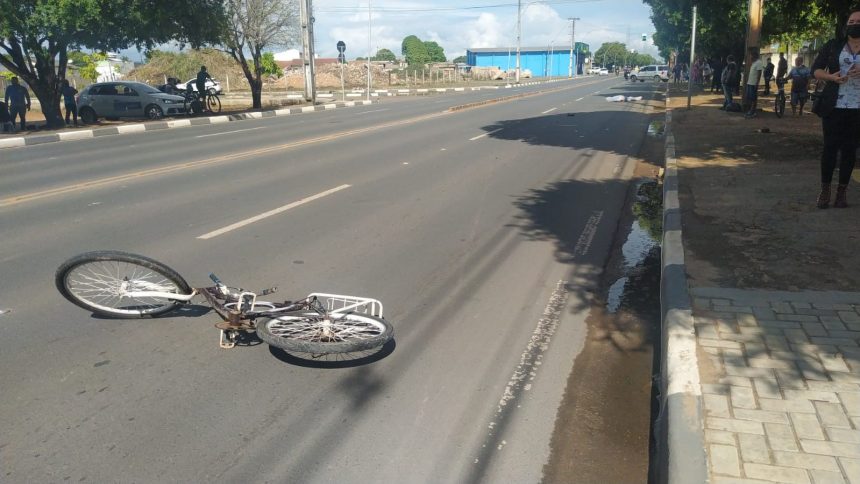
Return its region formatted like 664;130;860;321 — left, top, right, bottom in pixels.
372;48;397;62
400;35;446;65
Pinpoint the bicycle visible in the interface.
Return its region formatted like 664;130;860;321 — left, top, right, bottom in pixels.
183;90;221;115
55;251;394;354
774;77;787;118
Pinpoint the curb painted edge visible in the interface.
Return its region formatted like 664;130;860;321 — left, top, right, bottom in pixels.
657;88;709;484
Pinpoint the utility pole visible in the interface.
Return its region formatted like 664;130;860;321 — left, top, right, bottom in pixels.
742;0;764;108
568;17;579;78
516;0;522;83
367;0;372;101
300;0;316;103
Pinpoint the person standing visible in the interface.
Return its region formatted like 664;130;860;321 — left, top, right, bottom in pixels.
61;80;78;126
776;52;788;80
745;51;764;118
673;62;683;85
4;76;30;132
763;56;775;95
195;66;213;104
721;55;737;110
812;8;860;208
712;57;724;93
788;56;811;115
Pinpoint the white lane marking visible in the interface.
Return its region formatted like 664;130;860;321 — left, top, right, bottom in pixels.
195;127;266;138
575;97;584;101
355;108;390;115
541;107;557;114
573;210;604;256
469;129;501;141
197;184;351;239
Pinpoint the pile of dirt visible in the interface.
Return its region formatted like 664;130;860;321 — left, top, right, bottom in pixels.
126;49;270;91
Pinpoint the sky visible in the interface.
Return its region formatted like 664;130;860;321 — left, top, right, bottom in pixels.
310;0;661;61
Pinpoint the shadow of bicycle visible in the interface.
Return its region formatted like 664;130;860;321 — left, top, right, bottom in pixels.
267;338;396;368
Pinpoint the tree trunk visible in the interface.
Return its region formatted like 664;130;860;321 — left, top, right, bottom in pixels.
31;80;64;129
251;78;262;109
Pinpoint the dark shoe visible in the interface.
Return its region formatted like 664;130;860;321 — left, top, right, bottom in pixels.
834;184;848;208
817;183;832;209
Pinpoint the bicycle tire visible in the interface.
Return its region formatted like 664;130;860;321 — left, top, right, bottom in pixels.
775;93;785;118
206;94;221;113
56;251;192;318
256;311;393;354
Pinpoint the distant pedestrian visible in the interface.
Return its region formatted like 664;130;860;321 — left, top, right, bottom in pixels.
61;79;78;126
745;51;764;117
788;56;811;115
673;62;683;84
776;52;788;80
812;7;860;208
711;57;724;93
4;76;30;132
196;65;213;103
763;57;775;95
721;55;738;110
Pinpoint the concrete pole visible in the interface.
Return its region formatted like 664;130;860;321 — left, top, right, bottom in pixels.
568;18;579;78
516;0;521;83
742;0;763;108
367;0;372;101
300;0;316;103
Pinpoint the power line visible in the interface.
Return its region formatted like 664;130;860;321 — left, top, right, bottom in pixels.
315;0;600;14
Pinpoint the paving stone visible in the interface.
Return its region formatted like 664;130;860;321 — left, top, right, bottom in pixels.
707;429;739;445
704;346;722;356
822;321;849;332
802;323;832;337
846;322;860;332
810;338;859;347
775;368;810;389
794;344;839;356
710;478;774;484
712;298;733;306
766;336;793;351
738;313;760;327
806;381;860;393
720;376;754;387
701;338;745;349
695;297;712;309
792;413;826;440
815;402;852;428
838;457;860;484
754;377;783;400
838;311;860;323
825;427;860;444
781;314;827;323
773;302;795;313
744;463;811;484
760;321;805;330
815;304;855;311
798;359;831;381
783;390;841;403
761;399;816;413
838;393;860;417
741;326;783;337
800;440;860;458
703;384;731;395
706;394;732;418
786;329;814;344
722;333;769;344
809;469;846;484
766;422;800;451
773;451;840;472
794;302;814;310
853;417;860;429
697;323;720;339
752;307;777;321
733;386;759;409
820;353;851;373
831;373;860;384
711;444;742;476
735;408;791;424
797;309;840;317
725;306;755;314
739;433;771;464
750;357;800;370
772;350;807;361
727;365;777;379
827;331;860;340
745;343;770;355
708;417;765;435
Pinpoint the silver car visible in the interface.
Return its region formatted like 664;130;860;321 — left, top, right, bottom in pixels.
77;81;186;123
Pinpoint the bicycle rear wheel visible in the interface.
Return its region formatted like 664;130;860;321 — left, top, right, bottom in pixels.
56;251;192;318
206;94;221;113
256;311;393;354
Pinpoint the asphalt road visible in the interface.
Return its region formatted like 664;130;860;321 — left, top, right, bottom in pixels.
0;76;661;483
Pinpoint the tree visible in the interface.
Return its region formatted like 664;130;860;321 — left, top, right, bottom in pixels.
452;55;467;64
372;48;397;62
260;52;283;77
0;0;223;128
222;0;299;109
594;42;629;67
423;41;446;62
401;35;430;66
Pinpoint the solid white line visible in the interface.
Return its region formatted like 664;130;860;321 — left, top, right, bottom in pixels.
195;127;266;138
355;108;389;115
541;107;557;114
197;184;351;239
469;129;501;141
575;97;584;101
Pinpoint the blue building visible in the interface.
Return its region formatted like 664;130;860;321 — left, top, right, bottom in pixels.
466;43;589;77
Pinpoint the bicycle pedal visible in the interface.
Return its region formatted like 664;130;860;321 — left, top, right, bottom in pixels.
219;330;236;349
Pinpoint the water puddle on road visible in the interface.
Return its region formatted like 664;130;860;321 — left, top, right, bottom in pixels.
606;181;662;314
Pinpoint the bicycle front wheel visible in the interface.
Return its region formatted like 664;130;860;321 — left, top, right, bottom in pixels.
775;94;785;118
256;311;393;354
206;94;221;113
56;251;192;318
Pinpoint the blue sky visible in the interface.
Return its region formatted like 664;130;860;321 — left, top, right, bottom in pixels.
311;0;660;60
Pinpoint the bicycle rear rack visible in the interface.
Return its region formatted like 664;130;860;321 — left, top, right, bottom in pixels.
307;293;384;318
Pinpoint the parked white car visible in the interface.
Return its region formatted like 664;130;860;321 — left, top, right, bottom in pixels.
177;78;223;94
630;65;670;82
587;66;602;75
598;68;609;75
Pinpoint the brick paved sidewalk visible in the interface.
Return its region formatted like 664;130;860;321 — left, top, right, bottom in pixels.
691;288;860;484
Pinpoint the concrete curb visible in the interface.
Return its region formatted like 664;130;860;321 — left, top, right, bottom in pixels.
658;91;709;483
0;100;374;150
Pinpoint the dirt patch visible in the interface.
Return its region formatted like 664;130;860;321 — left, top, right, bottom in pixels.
668;87;860;290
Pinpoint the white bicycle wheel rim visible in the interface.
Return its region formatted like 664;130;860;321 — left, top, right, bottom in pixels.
65;261;182;315
264;312;388;345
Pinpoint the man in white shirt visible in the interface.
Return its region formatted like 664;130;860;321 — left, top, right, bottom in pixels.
745;50;764;117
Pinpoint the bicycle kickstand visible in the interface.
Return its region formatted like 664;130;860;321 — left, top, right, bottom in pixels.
219;329;237;349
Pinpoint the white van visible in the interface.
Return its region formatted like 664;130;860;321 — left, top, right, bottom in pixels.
630;65;669;82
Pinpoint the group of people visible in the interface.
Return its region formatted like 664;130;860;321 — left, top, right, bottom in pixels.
742;51;811;118
3;76;85;132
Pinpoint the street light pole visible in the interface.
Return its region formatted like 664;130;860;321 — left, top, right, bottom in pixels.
367;0;372;101
299;0;316;103
568;17;579;78
515;0;521;83
687;4;697;109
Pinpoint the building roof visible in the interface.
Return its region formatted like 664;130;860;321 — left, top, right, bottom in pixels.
468;47;571;53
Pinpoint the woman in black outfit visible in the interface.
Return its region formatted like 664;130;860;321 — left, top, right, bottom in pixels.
813;8;860;208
